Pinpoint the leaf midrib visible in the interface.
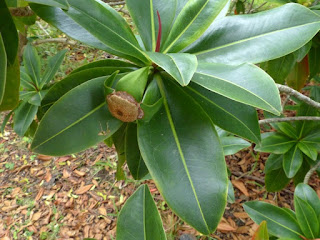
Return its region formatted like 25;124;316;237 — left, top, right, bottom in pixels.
195;21;320;56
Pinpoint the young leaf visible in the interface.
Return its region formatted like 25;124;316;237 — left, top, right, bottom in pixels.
192;62;281;115
184;82;261;143
294;196;319;239
162;0;229;53
31;77;122;156
244;201;303;239
20;70;36;91
13;102;38;137
256;132;296;154
298;142;318;161
185;4;320;65
125;0;176;51
221;136;251;156
125;123;148;180
23;44;41;89
65;0;150;64
116;185;166;240
283;145;303;178
0;34;7;105
147;52;197;86
40;49;67;88
272;122;298;140
252;221;269;240
138;75;228;235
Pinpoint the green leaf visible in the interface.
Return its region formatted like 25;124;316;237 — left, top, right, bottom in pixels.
116;185;166;240
293;160;310;186
295;183;320;220
138;75;228;234
0;56;20;111
309;46;320;79
40;49;67;88
184;82;261;143
65;0;150;64
1;111;13;134
28;90;48;106
13;101;38;137
20;70;36;91
112;124;126;180
185;4;320;65
227;180;235;203
39;71;127;118
265;154;283;174
273;122;298;139
294;196;319;239
296;103;320;138
125;123;148;180
0;34;7;105
265;168;290;192
255;132;296;154
26;0;68;9
125;0;176;51
30;4;142;65
283;145;303;178
298;142;318;161
31;77;122;156
162;0;229;53
0;0;18;65
147;52;197;86
23;44;41;89
252;221;269;240
70;59;138;74
221;136;250;156
244;201;303;239
192;62;281;115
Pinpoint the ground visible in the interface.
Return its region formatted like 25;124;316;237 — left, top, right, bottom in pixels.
1;111;319;240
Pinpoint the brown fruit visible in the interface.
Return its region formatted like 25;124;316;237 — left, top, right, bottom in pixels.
106;91;144;122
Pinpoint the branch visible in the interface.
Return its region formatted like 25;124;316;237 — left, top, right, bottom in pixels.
304;161;320;184
33;38;77;45
108;1;125;5
277;84;320;110
259;116;320;125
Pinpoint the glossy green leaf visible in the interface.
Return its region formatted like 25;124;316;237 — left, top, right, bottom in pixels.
283;145;303;178
244;201;303;239
162;0;229;53
265;168;290;192
192;62;281;115
28;90;48;106
302;129;320;152
0;57;20;111
125;123;148;180
295;183;320;220
0;34;7;105
273;122;298;139
65;0;150;64
185;4;320;65
265;154;283;174
221;136;250;156
296;104;320;138
26;0;68;9
227;180;235;203
112;124;127;180
23;44;41;88
298;142;318;161
147;52;197;86
126;0;176;51
1;111;13;134
255;132;296;154
0;0;18;65
13;101;38;137
294;196;319;239
116;185;166;240
252;221;269;240
31;77;122;156
40;49;67;88
30;4;142;64
184;82;260;143
20;70;36;91
138;75;228;234
293;160;310;186
20;91;37;102
309;46;320;79
70;59;137;74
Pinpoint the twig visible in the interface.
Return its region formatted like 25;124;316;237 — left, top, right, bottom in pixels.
281;94;291;113
33;38;77;45
259;116;320;125
36;21;50;37
108;1;125;5
250;1;267;13
246;0;255;13
277;84;320;110
304;161;320;184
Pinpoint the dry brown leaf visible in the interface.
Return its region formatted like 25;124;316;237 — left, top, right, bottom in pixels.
44;170;52;183
35;188;44;201
217;222;237;232
233;212;249;219
37;155;52;161
31;212;41;221
98;207;107;216
232;180;249;197
73;169;86;177
75;184;93;195
63;169;71;178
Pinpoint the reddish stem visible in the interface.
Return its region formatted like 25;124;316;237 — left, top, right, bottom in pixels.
155;10;162;52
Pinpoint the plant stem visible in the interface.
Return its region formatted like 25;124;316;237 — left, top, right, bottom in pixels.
33;38;77;45
303;161;320;184
276;84;320;110
107;1;125;6
259;116;320;125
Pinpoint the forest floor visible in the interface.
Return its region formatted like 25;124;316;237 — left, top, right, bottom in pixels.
1;111;319;240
